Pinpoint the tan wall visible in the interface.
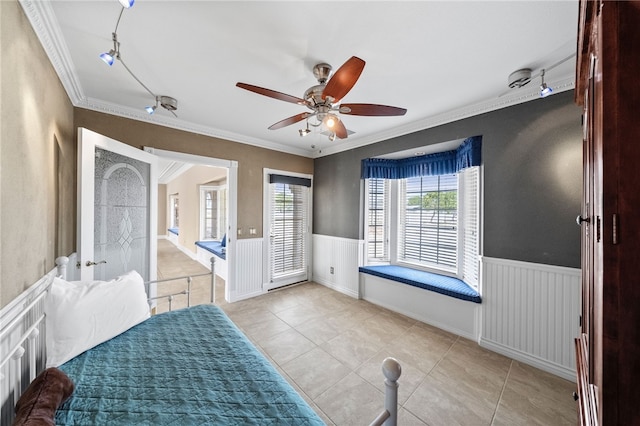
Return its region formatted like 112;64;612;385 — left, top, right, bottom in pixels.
74;109;314;240
157;184;167;236
0;1;75;308
165;165;226;254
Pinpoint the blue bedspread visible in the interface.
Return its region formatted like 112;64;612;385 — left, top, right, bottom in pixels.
56;305;323;425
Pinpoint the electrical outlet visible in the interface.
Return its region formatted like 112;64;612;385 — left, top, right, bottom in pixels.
330;266;334;274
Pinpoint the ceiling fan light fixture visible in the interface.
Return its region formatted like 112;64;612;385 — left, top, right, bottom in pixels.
323;114;339;129
118;0;135;8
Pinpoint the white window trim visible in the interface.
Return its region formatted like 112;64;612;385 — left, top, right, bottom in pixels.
199;184;227;241
364;166;482;289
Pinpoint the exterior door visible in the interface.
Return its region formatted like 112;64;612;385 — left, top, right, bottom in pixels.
264;171;312;290
77;128;157;283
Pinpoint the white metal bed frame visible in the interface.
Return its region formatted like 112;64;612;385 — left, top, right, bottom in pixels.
0;256;401;426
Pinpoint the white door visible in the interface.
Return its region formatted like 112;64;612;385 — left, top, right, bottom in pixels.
77;128;157;283
264;170;312;290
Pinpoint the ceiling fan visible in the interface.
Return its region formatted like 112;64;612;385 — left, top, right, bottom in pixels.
236;56;407;140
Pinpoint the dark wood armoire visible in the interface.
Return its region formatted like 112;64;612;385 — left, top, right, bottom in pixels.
574;1;640;425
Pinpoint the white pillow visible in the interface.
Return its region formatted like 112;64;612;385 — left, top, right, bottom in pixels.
45;270;150;367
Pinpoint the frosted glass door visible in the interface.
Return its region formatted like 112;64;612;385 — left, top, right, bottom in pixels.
93;148;150;281
78;128;157;282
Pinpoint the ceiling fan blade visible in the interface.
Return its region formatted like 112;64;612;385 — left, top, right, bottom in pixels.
339;103;407;116
333;119;348;139
268;112;311;130
236;82;306;105
322;56;365;103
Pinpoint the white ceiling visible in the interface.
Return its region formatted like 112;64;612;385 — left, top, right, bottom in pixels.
21;1;579;158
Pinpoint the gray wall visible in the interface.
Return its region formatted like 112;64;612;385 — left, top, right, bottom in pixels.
313;90;582;268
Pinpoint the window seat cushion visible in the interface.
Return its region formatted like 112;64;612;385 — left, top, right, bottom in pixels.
195;240;226;260
359;265;481;303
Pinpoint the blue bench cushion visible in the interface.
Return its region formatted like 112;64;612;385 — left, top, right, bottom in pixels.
168;227;179;235
195;241;226;260
359;265;481;303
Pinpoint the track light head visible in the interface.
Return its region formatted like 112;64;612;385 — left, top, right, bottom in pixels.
539;69;553;97
540;83;553;97
328;133;336;142
145;105;157;114
118;0;135;8
299;128;311;137
99;50;116;66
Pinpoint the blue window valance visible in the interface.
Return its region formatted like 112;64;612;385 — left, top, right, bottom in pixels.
361;135;482;179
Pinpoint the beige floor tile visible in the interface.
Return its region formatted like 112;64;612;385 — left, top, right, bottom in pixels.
382;325;456;375
404;367;499;426
282;347;352;399
296;317;342;345
275;303;326;327
258;328;316;366
321;329;384;370
314;373;385;426
240;314;293;343
492;361;576;426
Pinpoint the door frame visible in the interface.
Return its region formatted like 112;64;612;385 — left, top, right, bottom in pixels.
77;128;158;282
144;147;238;303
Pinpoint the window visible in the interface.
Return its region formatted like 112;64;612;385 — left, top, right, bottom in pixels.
364;166;480;288
366;178;389;262
199;185;227;241
169;194;179;228
398;174;458;270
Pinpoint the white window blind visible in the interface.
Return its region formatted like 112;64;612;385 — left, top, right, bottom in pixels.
203;189;217;239
367;178;389;261
269;180;309;279
398;174;458;269
461;167;480;288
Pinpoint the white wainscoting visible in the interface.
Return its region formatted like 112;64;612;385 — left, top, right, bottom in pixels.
360;273;480;340
480;256;581;381
312;234;364;298
232;238;264;302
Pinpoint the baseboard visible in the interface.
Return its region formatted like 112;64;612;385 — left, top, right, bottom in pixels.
479;337;575;382
314;277;359;299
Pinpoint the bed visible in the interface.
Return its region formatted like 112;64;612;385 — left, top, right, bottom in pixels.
1;256;401;426
55;304;323;424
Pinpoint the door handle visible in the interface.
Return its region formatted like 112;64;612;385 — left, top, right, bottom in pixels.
86;260;107;267
576;215;590;226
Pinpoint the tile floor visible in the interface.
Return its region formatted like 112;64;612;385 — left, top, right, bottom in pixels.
156;239;577;425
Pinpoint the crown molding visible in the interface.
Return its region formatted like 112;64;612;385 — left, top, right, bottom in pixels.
20;0;575;161
311;77;575;158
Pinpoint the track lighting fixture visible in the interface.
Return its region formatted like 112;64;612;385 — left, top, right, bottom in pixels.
328;133;336;142
98;1;178;117
505;53;575;98
539;69;553;97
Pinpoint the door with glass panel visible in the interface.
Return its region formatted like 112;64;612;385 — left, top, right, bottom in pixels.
77;128;157;282
264;172;311;290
